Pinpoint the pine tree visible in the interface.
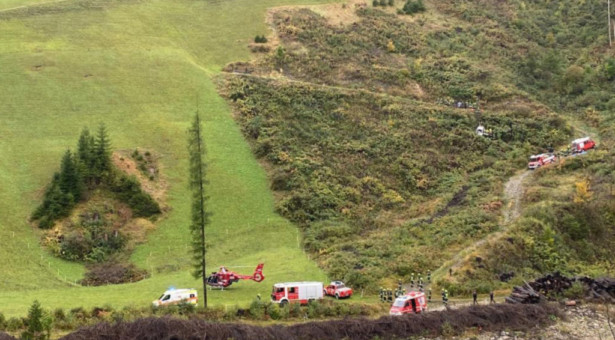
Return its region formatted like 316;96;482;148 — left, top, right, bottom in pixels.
93;123;112;181
21;300;47;340
187;113;210;308
77;127;95;185
32;173;73;229
59;150;83;201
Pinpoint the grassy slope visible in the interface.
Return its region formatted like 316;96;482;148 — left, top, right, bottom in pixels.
0;0;53;11
0;0;335;316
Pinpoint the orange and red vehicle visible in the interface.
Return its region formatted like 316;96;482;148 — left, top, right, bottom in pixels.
271;282;323;306
206;263;264;288
571;137;596;154
528;153;556;170
389;291;427;315
324;281;353;299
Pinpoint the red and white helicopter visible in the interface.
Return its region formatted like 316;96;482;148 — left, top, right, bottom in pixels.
206;263;265;288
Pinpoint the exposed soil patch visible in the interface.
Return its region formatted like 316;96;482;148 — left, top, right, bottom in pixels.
112;151;167;208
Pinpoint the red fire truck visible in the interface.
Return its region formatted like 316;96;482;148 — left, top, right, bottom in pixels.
271;282;323;306
389;291;427;315
571;137;596;154
528;153;556;170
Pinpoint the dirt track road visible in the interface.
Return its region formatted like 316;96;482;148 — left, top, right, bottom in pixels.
433;170;532;278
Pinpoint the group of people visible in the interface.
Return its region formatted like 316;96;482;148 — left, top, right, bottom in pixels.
378;268;498;307
472;290;496;305
409;270;431;292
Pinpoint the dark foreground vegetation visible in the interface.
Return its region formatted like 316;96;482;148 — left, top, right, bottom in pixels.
55;303;560;340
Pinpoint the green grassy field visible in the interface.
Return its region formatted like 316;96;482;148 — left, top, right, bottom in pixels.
0;0;336;316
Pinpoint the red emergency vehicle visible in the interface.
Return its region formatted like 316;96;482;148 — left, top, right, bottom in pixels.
324;281;353;299
528;153;556;170
571;137;596;154
389;291;427;315
271;282;323;306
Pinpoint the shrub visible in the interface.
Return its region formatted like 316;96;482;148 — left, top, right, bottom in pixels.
306;300;326;318
5;317;23;332
373;0;379;6
177;302;195;315
52;309;65;322
109;175;160;217
388;0;394;5
379;0;387;5
254;35;268;43
563;281;585;300
248;299;265;319
402;0;425;14
0;312;5;331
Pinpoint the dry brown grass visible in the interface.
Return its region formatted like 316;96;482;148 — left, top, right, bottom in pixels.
112;151;168;207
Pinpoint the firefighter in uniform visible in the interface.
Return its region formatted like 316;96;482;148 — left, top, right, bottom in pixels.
410;273;415;287
427;270;431;283
379;287;384;302
428;288;432;302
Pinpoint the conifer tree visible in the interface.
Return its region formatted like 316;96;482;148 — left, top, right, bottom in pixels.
59;150;83;201
77;127;95;184
21;300;47;340
187;113;210;308
32;173;72;229
94;124;112;181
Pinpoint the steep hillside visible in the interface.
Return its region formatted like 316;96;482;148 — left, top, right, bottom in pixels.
220;0;614;290
0;0;334;316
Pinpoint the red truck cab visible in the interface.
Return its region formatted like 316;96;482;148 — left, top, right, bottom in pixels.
389;291;427;315
324;281;353;299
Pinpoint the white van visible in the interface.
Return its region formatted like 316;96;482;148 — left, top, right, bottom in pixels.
271;282;323;306
152;288;198;307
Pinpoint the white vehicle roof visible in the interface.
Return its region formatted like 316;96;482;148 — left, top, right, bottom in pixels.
274;282;323;287
162;288;196;295
395;291;426;301
572;137;591;144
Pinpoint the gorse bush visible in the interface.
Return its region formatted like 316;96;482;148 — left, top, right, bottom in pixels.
402;0;425;15
254;35;267;43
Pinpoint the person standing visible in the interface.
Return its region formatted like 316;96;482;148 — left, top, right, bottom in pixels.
427;270;431;283
428;288;432;302
472;290;477;305
490;291;495;304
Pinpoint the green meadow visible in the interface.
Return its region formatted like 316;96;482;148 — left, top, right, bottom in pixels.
0;0;335;316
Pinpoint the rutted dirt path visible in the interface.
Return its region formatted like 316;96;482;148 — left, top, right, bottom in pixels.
503;171;531;224
434;171;532;278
